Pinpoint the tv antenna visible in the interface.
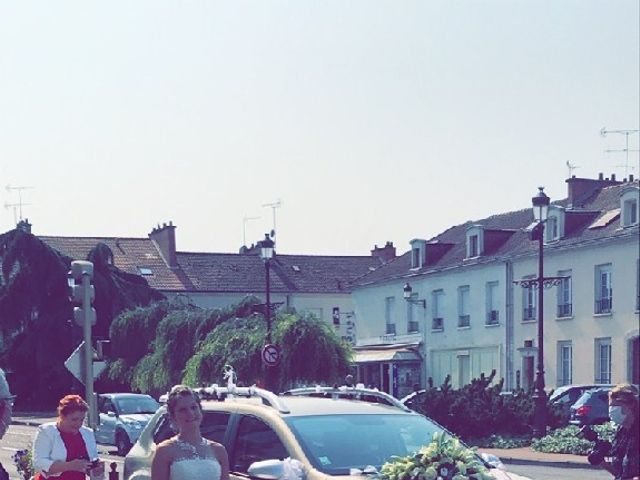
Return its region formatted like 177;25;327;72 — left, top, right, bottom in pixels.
600;127;639;177
4;185;33;224
242;215;260;247
262;198;282;246
566;161;579;177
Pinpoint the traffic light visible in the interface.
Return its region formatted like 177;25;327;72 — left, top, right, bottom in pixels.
68;261;96;327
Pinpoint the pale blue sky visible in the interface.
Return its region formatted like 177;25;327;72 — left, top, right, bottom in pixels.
1;1;638;255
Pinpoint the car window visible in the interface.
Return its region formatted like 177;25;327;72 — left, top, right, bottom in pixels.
286;414;439;475
101;399;116;414
115;396;160;415
231;416;288;473
152;411;231;445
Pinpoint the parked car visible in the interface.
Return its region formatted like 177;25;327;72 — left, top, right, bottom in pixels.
95;393;160;456
569;387;613;426
124;385;530;480
549;384;613;423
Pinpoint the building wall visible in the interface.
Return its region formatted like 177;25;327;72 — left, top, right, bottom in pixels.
513;233;640;387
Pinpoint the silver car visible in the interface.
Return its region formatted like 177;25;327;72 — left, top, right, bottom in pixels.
95;393;160;456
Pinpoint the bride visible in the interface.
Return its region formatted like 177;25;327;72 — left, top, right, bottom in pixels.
151;386;229;480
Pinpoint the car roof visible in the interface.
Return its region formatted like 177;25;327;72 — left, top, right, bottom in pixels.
101;393;156;399
200;395;419;417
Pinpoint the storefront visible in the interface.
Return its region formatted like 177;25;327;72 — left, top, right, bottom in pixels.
353;343;422;398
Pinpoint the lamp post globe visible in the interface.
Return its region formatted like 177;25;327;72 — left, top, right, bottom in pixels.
532;186;550;438
403;282;412;300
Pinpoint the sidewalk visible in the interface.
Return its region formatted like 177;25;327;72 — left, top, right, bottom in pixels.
11;413;596;469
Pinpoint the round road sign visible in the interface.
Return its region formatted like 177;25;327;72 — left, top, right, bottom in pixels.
262;344;280;367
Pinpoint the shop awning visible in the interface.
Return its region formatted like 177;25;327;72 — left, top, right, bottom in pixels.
353;345;421;363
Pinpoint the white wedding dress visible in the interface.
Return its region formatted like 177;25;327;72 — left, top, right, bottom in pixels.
169;439;221;480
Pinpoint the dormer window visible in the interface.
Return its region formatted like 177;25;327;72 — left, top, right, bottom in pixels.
620;186;639;227
545;205;564;242
409;239;426;269
465;226;484;258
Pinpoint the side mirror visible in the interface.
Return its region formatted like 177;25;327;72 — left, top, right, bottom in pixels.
107;411;117;418
247;459;283;480
480;452;505;470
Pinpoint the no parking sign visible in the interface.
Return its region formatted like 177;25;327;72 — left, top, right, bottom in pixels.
262;344;281;367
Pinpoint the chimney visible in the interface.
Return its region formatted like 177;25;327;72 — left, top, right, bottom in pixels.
371;241;396;263
148;221;177;268
566;173;622;208
16;218;32;234
630;174;635;182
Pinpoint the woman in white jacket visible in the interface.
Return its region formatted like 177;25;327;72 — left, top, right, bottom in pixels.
32;394;104;479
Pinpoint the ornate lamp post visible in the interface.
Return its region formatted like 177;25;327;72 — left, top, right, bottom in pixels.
403;282;426;308
258;233;277;391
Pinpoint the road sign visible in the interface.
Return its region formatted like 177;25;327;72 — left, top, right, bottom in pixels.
261;344;280;367
64;341;107;384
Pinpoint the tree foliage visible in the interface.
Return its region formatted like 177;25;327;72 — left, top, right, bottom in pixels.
0;229;163;408
110;299;353;395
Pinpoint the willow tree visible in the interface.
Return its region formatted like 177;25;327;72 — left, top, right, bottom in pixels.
184;312;353;392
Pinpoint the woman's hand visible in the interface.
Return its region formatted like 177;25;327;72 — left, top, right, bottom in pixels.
88;460;106;479
67;458;91;472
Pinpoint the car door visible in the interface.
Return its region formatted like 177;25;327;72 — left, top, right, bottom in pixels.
228;415;289;480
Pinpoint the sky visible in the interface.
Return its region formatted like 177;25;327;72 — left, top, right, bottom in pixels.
0;1;638;256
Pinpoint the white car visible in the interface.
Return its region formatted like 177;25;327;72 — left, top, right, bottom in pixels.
124;385;530;480
95;393;160;456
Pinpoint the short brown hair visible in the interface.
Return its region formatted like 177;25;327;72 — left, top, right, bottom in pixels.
609;383;639;411
166;385;201;417
57;394;89;417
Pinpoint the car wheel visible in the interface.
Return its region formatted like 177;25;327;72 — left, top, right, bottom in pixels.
116;430;132;456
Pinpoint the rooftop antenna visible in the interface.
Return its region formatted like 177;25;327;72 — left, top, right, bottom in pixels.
242;215;260;247
600;127;639;177
5;185;34;223
262;198;282;246
565;160;579;177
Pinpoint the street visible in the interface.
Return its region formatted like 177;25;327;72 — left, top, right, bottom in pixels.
1;424;124;479
0;423;611;480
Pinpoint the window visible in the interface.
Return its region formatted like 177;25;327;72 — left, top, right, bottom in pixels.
485;281;499;325
406;294;419;333
557;341;572;386
232;416;288;473
411;248;420;268
522;278;537;321
546;216;559;242
385;297;396;335
153;411;230;445
556;270;572;318
469;235;479;257
623;199;638;226
594;338;612;384
594;264;612;314
137;266;153;276
457;286;470;327
431;290;444;330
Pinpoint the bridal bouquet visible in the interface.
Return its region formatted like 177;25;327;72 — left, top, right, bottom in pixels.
379;432;493;480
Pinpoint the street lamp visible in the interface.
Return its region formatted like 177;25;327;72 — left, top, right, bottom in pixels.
531;186;550;438
403;282;426;308
258;233;276;391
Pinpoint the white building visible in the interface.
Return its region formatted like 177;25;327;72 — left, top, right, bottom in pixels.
352;175;639;398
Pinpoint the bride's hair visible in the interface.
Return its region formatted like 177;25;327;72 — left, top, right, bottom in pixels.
167;385;201;417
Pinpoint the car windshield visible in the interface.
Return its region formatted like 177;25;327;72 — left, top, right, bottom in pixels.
285;414;442;475
115;396;160;415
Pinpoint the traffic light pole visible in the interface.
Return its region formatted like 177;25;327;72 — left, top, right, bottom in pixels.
81;272;95;429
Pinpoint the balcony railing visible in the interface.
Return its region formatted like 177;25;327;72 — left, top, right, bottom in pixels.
486;310;499;325
595;297;612;314
432;317;444;330
407;321;420;333
385;323;396;335
557;303;572;318
458;315;470;327
523;307;536;321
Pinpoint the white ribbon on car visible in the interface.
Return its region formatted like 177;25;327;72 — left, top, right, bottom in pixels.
280;458;305;480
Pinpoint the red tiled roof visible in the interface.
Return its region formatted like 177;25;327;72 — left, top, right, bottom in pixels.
354;181;639;287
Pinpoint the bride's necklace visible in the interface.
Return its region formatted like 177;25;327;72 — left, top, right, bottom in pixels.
175;436;207;457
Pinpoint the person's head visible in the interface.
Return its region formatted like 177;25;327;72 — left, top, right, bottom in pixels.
167;385;202;432
57;394;89;433
608;383;639;426
345;374;354;387
0;369;14;438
